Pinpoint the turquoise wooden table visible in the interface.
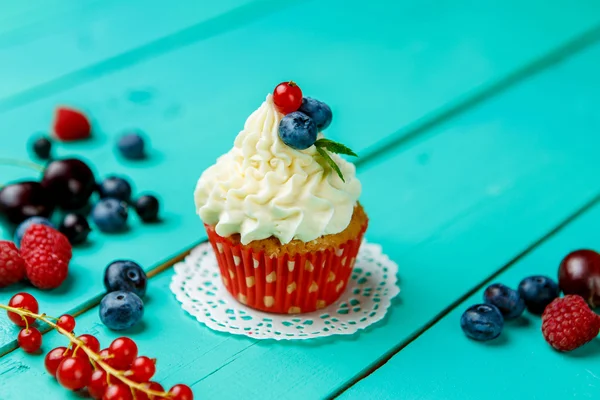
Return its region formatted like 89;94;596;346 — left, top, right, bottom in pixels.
1;1;600;398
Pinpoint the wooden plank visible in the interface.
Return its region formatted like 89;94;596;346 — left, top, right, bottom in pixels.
0;0;596;356
338;206;600;400
0;0;272;100
3;39;600;398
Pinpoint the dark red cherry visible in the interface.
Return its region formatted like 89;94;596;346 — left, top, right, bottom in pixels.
559;249;600;308
41;159;96;210
0;181;55;224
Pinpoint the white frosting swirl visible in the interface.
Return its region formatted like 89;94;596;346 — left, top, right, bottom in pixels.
194;94;361;245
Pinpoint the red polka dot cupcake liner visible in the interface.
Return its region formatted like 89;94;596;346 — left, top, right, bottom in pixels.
204;224;368;314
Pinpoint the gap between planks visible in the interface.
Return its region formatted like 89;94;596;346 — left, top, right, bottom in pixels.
0;0;303;114
329;191;600;399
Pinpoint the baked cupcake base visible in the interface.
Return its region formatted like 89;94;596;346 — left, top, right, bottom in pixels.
205;205;368;314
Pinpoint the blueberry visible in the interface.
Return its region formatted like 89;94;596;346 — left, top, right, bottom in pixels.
14;216;55;247
278;112;317;150
483;283;525;320
117;133;145;160
98;176;132;202
518;276;560;314
32;136;52;160
59;213;91;245
104;260;147;298
460;304;504;341
298;97;333;130
99;291;144;331
92;199;128;233
134;194;159;222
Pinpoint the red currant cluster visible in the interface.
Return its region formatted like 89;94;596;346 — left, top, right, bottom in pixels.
2;292;193;400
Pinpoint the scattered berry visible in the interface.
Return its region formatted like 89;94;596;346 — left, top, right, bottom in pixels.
0;181;55;224
88;369;109;399
7;292;38;327
92;199;129;233
32;136;52;159
56;356;92;390
45;347;69;377
129;356;156;382
53;107;91;141
18;327;42;353
483;283;525;320
59;212;91;245
169;384;194;400
135;382;164;400
98;348;115;370
278;112;317;150
117;133;146;160
104;260;147;298
20;224;72;289
134;195;160;222
57;314;76;332
298;97;333;130
100;291;144;331
559;249;600;308
78;334;101;353
460;304;504;341
0;241;25;287
541;295;600;352
103;383;133;400
108;337;138;370
41;158;96;210
273;82;303;114
14;216;55;247
98;176;133;202
518;275;560;314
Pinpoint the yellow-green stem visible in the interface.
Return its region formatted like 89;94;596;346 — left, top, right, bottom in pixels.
0;304;171;398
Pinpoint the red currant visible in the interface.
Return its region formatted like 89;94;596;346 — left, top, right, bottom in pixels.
78;334;101;353
7;292;38;327
88;369;109;399
169;384;194;400
45;347;69;377
65;346;89;363
128;356;155;382
273;81;303;114
57;314;76;332
103;383;133;400
134;381;164;400
109;337;138;370
56;356;92;390
17;327;42;353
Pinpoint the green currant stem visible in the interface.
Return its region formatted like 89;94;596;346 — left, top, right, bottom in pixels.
0;304;172;399
0;158;45;189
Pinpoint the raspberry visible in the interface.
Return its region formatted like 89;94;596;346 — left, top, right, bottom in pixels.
20;224;72;289
53;106;91;141
0;241;25;287
541;295;600;352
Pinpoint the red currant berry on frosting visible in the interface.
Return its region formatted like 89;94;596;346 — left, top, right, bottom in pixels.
18;327;42;353
7;292;38;327
273;81;303;114
57;314;76;332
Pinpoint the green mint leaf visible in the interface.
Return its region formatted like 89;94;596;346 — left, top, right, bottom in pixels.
314;139;358;157
316;147;345;182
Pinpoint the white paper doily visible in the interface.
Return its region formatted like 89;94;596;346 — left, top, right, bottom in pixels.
170;240;399;340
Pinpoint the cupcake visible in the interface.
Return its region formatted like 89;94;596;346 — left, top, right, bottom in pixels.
194;82;367;314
